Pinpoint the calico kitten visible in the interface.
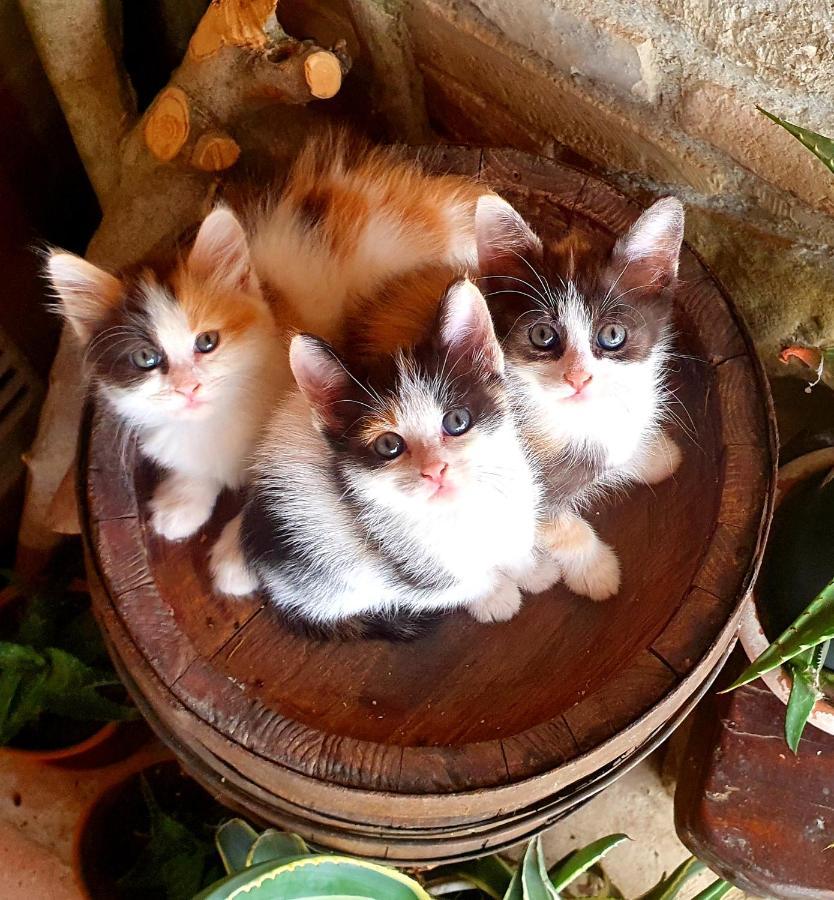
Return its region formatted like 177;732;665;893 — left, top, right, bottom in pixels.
210;280;559;635
46;207;282;540
245;131;483;344
473;194;686;599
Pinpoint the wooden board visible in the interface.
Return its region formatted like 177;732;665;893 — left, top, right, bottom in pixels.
81;148;776;855
675;651;834;899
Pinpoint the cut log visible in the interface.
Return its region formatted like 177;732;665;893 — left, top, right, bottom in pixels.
191;132;241;172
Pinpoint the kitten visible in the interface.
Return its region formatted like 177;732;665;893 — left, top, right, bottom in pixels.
336;193;685;602
210;279;559;635
245;131;483;345
46;207;283;540
473;194;686;599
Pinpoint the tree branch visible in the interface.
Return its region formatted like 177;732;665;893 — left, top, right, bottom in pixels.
18;0;137;203
344;0;431;142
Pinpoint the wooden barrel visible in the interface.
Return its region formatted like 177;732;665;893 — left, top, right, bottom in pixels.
81;149;776;865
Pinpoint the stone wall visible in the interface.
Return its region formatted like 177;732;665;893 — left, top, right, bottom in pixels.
288;0;834;369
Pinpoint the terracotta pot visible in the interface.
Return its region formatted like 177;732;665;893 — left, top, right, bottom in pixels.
0;584;149;767
72;758;223;899
738;447;834;737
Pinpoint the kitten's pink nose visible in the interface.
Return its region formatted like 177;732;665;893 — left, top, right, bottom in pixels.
565;370;592;392
175;382;201;400
421;460;448;484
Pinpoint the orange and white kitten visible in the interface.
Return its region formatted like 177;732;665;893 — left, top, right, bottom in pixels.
46;207;282;540
246;132;484;344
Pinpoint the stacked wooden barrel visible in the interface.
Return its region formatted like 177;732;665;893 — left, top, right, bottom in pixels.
81;149;776;865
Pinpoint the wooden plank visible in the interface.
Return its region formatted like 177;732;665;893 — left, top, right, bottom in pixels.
676;658;834;899
563;651;678;753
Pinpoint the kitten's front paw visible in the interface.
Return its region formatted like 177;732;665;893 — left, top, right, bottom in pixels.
469;582;523;623
640;437;683;486
518;555;562;595
563;542;621;602
210;517;258;596
149;476;217;541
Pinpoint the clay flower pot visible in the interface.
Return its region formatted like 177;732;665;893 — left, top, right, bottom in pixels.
738;447;834;737
72;759;225;899
0;584;148;767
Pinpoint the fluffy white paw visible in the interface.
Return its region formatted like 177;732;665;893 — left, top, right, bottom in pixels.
469;582;523;623
149;476;217;541
640;437;683;486
210;516;258;596
563;541;621;602
517;555;563;595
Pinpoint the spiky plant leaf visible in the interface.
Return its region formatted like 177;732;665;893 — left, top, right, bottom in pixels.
216;819;259;874
637;856;705;900
759;107;834;175
691;878;735;900
194;855;432;899
246;829;310;867
785;641;828;751
425;854;513;898
549;833;629;892
725;576;834;691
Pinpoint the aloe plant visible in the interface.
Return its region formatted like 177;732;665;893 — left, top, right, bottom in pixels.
197;820;731;899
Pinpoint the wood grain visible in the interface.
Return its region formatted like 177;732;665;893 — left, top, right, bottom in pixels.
81;149;776;857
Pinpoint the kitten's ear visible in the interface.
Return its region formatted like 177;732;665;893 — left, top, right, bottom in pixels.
438;279;504;375
609;197;684;293
474;193;542;275
289;334;352;430
45;251;123;343
188;205;257;293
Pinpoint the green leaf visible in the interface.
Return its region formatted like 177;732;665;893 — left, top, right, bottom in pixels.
216;819;259;874
246;829;310;867
724;575;834;691
425;855;513;899
118;776;215;900
784;641;827;752
520;836;560;900
691;878;735;900
637;857;705;900
504;865;523;900
39;648;137;723
194;855;432;900
758;108;834;176
549;833;629;892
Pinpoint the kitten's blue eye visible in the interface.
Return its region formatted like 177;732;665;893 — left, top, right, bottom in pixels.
529;323;558;350
130;346;162;370
195;331;219;353
442;408;472;436
374;432;405;460
597;323;627;351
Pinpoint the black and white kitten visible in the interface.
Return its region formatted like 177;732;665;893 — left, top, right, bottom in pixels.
210;279;559;636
